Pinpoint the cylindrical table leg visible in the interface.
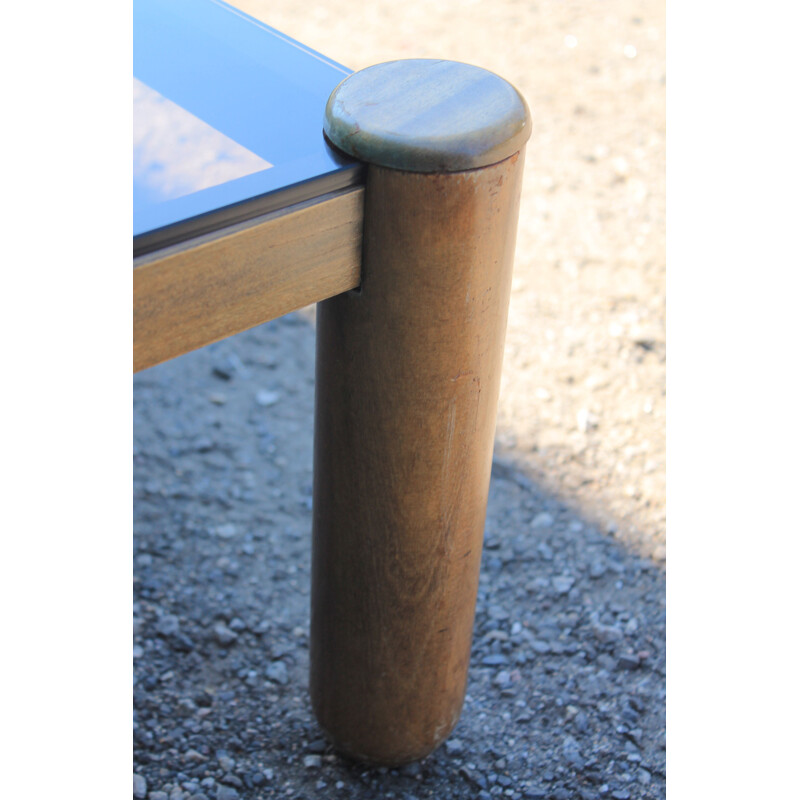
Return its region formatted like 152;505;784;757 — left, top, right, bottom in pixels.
310;59;531;765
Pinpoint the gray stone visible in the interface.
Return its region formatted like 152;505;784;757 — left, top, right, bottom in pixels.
574;711;590;733
562;735;584;769
303;755;322;768
217;755;235;772
444;738;465;756
266;660;289;685
134;774;148;799
597;654;616;671
156;615;180;636
537;541;554;560
255;390;280;407
624;617;639;634
591;621;623;645
552;575;575;595
215;787;239;800
577;408;599;433
150;793;169;800
589;561;606;579
176;697;196;717
481;654;509;666
532;512;554;529
212;623;237;646
617;653;640;670
494;670;511;686
215;523;237;539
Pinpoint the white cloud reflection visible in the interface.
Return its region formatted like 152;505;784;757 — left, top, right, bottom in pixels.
133;77;272;202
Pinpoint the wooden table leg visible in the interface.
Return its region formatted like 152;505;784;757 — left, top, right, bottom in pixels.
310;59;531;765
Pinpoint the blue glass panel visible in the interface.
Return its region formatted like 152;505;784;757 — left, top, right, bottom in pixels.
133;0;361;253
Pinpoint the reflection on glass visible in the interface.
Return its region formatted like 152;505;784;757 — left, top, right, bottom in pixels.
133;77;272;204
133;0;361;250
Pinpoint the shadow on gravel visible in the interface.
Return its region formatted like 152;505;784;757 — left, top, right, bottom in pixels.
133;313;665;800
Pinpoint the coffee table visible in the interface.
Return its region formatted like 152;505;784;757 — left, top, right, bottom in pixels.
134;0;530;765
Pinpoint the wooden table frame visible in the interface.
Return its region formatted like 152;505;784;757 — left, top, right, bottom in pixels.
134;187;364;373
134;59;529;766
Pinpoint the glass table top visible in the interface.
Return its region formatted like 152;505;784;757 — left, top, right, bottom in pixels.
133;0;362;256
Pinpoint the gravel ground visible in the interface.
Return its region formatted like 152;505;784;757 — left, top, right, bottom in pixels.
134;1;665;798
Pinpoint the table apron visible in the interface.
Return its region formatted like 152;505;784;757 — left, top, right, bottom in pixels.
133;187;364;372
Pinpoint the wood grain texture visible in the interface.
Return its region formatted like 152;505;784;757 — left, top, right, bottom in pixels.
133;188;364;372
311;152;525;765
324;59;531;172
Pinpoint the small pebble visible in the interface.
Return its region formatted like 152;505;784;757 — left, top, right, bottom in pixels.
255;390;280;407
617;653;641;671
215;523;237;539
494;670;511;686
591;621;623;644
532;512;554;529
266;661;289;685
217;756;235;772
589;561;606;579
303;755;322;768
444;738;464;756
212;623;238;647
552;575;575;595
612;156;631;178
562;735;585;768
537;542;554;561
577;408;599;433
155;615;180;637
134;774;147;799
